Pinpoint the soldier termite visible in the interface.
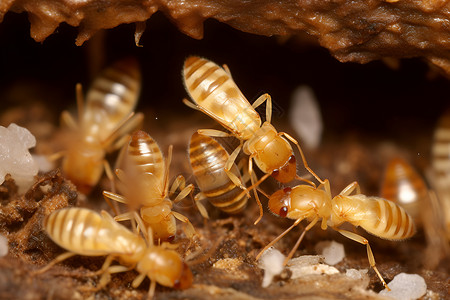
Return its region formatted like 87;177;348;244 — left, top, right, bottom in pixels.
36;207;193;299
56;58;144;194
103;130;196;242
182;56;319;223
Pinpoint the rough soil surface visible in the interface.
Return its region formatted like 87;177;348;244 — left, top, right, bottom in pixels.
0;109;448;300
1;0;450;75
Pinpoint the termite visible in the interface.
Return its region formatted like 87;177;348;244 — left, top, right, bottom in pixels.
381;157;449;268
182;56;319;223
256;177;416;290
381;157;427;223
37;207;193;299
58;58;144;194
189;132;250;218
103;130;196;242
431;108;450;240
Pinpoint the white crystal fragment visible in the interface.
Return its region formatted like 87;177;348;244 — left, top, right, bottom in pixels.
315;240;345;265
289;85;323;150
379;273;427;300
0;123;38;193
32;154;55;173
258;247;286;288
287;255;339;279
0;234;8;257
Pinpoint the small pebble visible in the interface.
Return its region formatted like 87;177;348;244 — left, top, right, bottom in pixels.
0;123;38;193
315;240;345;265
379;273;427;300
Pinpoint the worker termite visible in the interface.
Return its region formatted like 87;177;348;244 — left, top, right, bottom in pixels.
381;157;428;223
57;58;144;194
182;56;319;223
381;157;449;269
36;207;193;298
189;132;250;218
256;176;416;290
431;108;450;240
103;130;196;242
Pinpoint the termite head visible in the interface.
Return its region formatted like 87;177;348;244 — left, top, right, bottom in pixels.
268;187;292;218
269;185;328;220
173;262;193;289
138;248;193;289
62;140;105;194
271;155;297;183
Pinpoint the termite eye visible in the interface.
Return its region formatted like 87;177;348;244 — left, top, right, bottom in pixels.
268;189;291;217
174;279;181;289
279;206;288;217
166;235;175;243
288;155;296;163
272;169;280;177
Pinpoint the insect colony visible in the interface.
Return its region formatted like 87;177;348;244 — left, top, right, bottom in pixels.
1;55;448;299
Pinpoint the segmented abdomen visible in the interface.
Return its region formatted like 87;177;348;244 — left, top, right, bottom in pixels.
189;133;248;214
432;109;450;188
44;208;143;256
364;198;416;240
126;130;164;178
83;57;141;138
380;158;427;221
183;56;260;140
431;109;450;238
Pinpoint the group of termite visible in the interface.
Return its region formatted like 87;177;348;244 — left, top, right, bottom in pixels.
35;56;449;298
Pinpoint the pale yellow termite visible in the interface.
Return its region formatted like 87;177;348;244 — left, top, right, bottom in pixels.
381;157;428;223
183;56;319;223
381;157;449;269
103;130;196;242
59;58;144;194
189;132;250;218
256;178;416;290
431;108;450;241
37;207;193;298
